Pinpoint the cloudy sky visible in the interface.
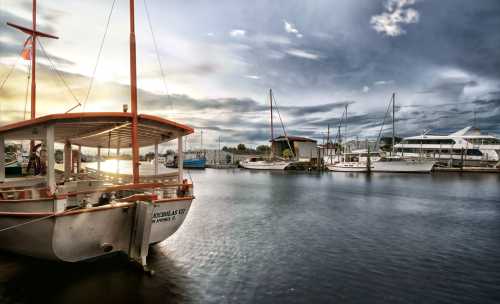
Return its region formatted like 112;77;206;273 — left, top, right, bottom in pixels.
0;0;499;149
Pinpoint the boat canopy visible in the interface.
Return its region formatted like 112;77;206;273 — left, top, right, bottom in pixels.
0;112;193;148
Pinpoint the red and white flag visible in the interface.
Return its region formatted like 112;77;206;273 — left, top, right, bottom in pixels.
20;36;33;60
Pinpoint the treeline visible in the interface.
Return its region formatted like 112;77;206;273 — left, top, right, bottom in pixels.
222;144;271;155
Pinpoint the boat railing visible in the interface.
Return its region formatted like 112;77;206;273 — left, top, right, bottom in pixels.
84;167;178;185
0;181;193;204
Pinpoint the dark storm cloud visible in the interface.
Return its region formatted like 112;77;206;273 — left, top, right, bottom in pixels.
419;78;478;101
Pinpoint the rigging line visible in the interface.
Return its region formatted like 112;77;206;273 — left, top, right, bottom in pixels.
82;0;118;112
37;40;81;107
0;56;22;92
143;0;173;114
0;206;81;233
374;95;394;151
270;91;295;158
24;60;31;120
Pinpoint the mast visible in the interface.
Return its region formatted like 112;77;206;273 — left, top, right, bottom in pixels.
130;0;140;183
31;0;37;119
392;92;395;155
270;88;274;158
345;104;348;153
327;123;330;163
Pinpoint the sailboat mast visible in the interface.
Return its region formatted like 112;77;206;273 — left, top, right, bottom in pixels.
130;0;140;183
345;104;348;152
31;0;37;119
392;92;395;155
270;88;274;157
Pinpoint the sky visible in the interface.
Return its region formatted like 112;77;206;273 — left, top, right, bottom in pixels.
0;0;499;150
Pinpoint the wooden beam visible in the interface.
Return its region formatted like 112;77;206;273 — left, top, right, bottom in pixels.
177;136;183;183
46;126;56;193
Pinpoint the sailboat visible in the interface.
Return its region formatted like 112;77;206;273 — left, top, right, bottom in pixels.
326;104;373;172
371;93;435;173
0;0;194;272
240;89;293;170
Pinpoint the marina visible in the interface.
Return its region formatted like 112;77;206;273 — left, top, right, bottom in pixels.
1;169;499;303
1;0;499;303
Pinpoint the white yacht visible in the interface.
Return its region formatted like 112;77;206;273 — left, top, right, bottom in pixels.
394;127;500;164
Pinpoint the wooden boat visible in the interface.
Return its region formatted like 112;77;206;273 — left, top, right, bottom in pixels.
0;1;195;272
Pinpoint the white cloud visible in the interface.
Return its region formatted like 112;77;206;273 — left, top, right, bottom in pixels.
362;86;370;93
283;20;303;38
207;32;215;37
229;29;246;38
286;49;322;60
371;0;420;37
245;75;260;80
374;80;395;86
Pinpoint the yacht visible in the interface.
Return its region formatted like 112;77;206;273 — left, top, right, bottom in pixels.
394;126;500;164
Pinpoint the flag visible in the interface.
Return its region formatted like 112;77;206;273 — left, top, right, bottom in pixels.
20;36;33;60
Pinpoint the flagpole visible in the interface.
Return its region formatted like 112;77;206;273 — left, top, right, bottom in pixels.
31;0;36;119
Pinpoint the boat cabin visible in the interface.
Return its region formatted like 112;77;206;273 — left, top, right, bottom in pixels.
0;112;193;195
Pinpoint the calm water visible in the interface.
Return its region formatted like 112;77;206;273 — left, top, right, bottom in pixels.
1;170;500;303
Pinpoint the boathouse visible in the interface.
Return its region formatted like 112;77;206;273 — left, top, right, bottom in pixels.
271;136;318;161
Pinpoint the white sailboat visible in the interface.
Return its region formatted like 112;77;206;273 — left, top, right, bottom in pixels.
371;93;435;173
0;1;194;272
240;89;293;170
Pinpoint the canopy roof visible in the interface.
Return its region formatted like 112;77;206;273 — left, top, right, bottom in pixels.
0;112;194;148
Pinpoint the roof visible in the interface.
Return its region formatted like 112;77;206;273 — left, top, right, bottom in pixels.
271;135;317;143
0;112;194;148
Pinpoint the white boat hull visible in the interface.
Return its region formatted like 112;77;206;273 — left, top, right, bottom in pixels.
372;159;435;173
240;160;291;170
327;162;368;172
0;198;193;262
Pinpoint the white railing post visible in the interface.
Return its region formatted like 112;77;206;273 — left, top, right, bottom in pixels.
154;142;159;176
0;136;5;182
46;125;56;193
178;136;183;183
97;146;101;178
64;140;72;180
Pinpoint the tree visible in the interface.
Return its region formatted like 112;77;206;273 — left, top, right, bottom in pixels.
282;148;293;159
237;143;246;151
256;145;271;155
222;146;228;152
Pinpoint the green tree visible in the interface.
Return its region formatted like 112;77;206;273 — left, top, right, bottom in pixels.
237;143;246;151
282;148;293;159
256;145;271;155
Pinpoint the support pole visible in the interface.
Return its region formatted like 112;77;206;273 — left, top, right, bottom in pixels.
154;142;159;176
392;92;396;156
46;126;55;194
97;146;101;178
270;88;274;158
129;0;140;184
0;136;5;182
77;145;82;178
178;136;183;183
116;146;120;177
64;141;71;181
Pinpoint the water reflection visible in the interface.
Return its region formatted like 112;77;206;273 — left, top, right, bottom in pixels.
0;248;194;304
